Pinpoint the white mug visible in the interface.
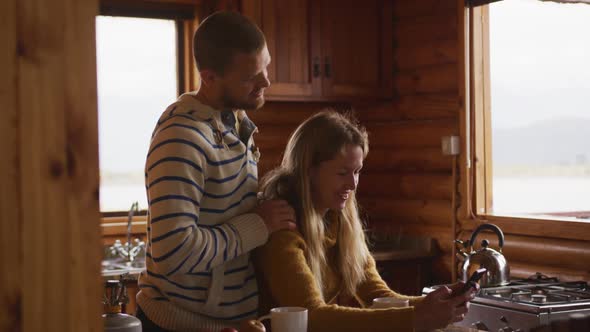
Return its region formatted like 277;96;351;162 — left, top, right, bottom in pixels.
258;307;308;332
371;297;409;309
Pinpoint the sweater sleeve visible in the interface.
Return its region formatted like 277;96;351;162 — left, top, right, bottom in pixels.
254;230;416;332
145;124;268;276
355;255;425;308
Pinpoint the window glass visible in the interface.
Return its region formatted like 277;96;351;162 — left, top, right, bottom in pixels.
489;0;590;217
96;16;178;212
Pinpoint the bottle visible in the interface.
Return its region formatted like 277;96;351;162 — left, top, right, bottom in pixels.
103;279;142;332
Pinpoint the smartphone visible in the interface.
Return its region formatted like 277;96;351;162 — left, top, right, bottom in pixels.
460;268;487;293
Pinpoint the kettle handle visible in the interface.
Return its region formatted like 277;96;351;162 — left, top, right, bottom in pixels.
469;223;505;252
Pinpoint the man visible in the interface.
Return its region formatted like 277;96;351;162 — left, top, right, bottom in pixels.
136;11;296;331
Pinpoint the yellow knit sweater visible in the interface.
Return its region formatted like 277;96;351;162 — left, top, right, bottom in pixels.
253;216;424;332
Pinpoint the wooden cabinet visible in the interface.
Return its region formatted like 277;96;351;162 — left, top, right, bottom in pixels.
241;0;393;101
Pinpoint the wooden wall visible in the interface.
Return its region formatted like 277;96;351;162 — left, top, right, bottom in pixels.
0;0;102;331
359;0;461;282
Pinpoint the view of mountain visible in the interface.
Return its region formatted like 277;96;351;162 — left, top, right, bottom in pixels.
493;117;590;167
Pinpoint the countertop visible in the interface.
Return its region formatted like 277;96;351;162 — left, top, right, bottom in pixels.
369;236;437;262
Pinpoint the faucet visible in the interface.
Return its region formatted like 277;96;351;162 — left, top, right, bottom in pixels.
104;202;146;267
127;201;139;258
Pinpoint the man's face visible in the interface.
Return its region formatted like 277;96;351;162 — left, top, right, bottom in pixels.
218;46;271;111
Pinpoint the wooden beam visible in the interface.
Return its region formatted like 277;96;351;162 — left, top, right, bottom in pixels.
0;0;21;330
366;119;459;148
358;173;452;200
2;0;102;330
358;93;460;122
360;198;453;227
364;147;453;173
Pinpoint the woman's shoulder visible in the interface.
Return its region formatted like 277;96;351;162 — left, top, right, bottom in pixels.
254;229;307;267
269;229;305;247
256;229;306;256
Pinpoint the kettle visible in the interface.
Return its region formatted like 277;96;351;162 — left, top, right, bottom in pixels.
103;279;142;332
456;223;510;287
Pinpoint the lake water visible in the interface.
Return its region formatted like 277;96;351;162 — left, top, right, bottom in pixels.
493;177;590;214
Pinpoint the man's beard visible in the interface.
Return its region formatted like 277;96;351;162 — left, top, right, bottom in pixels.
221;89;264;111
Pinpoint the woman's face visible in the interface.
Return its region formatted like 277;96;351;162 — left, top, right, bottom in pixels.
310;144;364;214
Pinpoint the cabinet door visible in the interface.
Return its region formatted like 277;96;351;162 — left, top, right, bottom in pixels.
242;0;320;100
319;0;393;99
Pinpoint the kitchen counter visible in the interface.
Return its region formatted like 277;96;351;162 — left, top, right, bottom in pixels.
369;235;437;295
371;247;436;262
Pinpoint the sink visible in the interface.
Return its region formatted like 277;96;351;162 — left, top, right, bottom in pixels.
102;258;145;277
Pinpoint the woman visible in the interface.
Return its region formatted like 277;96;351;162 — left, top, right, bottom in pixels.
254;111;475;332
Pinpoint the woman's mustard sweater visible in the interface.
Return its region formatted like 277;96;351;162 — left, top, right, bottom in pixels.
253;216;424;332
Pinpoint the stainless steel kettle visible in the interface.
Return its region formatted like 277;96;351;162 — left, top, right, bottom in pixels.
456;223;510;287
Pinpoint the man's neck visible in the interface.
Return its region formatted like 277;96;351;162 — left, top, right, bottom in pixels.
194;90;226;111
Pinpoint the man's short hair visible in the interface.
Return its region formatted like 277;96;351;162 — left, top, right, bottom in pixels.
193;11;266;75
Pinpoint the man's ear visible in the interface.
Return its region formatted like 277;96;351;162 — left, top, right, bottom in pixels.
199;69;218;87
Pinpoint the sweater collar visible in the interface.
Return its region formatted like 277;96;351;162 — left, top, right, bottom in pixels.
175;92;258;144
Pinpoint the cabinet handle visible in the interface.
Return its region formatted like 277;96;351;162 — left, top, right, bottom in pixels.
324;57;331;78
313;56;321;78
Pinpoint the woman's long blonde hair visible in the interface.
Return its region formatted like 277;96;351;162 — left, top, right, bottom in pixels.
260;110;371;297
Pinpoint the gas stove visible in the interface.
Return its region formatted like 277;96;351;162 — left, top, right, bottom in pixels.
423;274;590;331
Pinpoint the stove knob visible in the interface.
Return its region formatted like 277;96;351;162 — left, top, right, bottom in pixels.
472;321;489;331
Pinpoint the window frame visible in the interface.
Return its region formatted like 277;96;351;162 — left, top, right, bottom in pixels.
97;0;202;222
461;1;590;242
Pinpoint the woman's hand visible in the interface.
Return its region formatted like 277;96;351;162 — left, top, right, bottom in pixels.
413;282;477;331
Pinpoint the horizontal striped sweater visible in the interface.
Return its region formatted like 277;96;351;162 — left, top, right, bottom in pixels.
137;93;269;331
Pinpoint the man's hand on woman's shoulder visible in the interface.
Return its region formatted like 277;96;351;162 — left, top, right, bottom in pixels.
254;199;296;234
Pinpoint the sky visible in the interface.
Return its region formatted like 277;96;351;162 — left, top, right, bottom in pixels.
96;16;178;175
489;0;590;129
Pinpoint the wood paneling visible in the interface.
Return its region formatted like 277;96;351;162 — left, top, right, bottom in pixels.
364;147;453;173
0;0;21;330
361;198;452;227
359;173;452;200
395;64;458;96
372;0;461;284
393;93;460;120
395;39;457;71
394;11;458;48
1;0;102;330
367;120;459;148
393;0;457;19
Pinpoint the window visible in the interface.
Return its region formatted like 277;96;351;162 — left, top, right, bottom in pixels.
96;16;179;212
471;0;590;222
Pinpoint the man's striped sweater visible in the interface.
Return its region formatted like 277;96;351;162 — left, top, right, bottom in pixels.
136;92;269;331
